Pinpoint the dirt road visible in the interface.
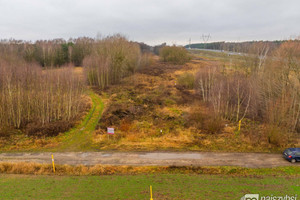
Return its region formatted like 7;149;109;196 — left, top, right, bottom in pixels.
0;152;298;168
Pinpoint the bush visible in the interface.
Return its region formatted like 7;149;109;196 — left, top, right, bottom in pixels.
26;121;74;137
203;117;224;134
177;72;195;89
185;109;223;134
120;119;132;132
264;125;287;147
159;46;191;64
184;109;205;129
140;52;154;69
0;127;15;138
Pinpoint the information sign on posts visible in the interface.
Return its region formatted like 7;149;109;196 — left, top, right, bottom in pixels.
107;127;114;135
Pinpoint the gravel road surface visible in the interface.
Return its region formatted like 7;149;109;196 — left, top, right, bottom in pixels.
0;152;298;168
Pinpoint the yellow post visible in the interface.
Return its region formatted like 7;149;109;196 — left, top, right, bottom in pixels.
51;154;55;173
238;120;242;131
150;185;153;200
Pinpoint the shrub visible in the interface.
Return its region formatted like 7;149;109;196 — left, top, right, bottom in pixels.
185;109;223;134
140;52;154;69
119;119;132;132
203;117;224;134
185;110;205;129
159;46;191;64
177;72;195;89
264;125;287;147
26;121;74;137
0;127;14;138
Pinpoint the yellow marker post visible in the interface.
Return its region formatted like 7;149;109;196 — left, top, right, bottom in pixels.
51;154;55;173
238;120;242;131
150;185;153;200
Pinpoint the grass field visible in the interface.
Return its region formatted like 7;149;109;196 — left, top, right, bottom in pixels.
0;174;298;200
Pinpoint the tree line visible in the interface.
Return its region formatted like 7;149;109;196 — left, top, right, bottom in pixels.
0;37;96;67
186;40;287;54
0;37;159;68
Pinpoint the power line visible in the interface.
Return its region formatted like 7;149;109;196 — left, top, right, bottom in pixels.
202;34;211;43
202;34;211;49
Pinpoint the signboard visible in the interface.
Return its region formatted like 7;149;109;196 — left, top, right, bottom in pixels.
107;127;114;135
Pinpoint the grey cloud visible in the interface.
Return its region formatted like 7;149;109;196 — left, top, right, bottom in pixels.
0;0;299;45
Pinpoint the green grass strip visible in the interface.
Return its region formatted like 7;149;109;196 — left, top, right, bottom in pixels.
57;90;104;151
0;173;298;200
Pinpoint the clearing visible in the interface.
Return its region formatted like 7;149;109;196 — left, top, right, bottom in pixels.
1;51;299;153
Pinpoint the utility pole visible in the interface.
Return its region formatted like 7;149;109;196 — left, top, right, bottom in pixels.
202;34;211;49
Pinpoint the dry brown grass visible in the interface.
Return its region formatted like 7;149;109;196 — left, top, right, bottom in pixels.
0;162;205;175
0;162;298;176
92;59;203;150
0;135;61;151
94;130;194;151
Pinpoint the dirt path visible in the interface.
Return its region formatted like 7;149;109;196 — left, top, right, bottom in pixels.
0;151;298;168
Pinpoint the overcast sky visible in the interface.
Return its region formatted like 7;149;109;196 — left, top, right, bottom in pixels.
0;0;299;45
